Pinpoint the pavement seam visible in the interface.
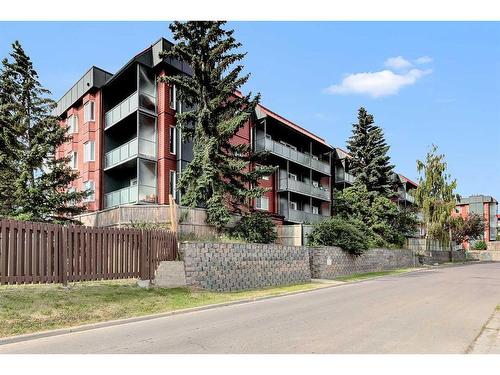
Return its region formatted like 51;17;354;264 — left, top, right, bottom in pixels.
0;261;488;347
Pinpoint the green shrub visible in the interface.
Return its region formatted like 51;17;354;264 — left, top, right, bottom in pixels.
307;217;369;255
472;240;487;250
231;211;277;244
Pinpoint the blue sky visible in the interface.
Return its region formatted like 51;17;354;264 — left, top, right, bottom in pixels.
1;21;499;200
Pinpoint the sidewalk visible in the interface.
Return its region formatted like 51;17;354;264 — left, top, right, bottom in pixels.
467;306;500;354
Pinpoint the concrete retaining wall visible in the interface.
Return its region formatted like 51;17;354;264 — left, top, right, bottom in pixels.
309;247;417;279
180;242;311;292
467;250;500;262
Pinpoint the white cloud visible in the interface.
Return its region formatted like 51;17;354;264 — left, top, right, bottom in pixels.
415;56;433;64
324;68;432;98
384;56;413;70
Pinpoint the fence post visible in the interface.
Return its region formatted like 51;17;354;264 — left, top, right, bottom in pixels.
60;226;68;286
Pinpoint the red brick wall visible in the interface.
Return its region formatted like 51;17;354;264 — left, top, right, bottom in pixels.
157;70;177;205
56;91;102;212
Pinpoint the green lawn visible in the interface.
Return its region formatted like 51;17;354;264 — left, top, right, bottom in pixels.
334;268;418;282
0;280;326;338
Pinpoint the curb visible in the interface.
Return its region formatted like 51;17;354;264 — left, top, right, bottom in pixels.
0;262;486;346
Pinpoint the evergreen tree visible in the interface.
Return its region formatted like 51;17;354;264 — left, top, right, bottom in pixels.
0;41;87;222
160;21;275;231
415;144;459;247
346;107;395;198
0;57;21;216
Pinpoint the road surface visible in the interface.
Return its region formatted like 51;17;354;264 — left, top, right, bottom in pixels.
1;262;499;354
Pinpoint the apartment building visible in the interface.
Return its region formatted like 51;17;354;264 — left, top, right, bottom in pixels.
55;38;333;225
332;147;418;207
455;195;498;243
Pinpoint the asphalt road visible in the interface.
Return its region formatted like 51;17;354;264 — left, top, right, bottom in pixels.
1;262;499;354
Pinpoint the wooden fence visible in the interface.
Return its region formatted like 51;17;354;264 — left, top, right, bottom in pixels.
0;219;178;285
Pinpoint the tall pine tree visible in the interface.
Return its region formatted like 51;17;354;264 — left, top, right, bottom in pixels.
160;21;275;231
347;107;395;198
0;41;87;222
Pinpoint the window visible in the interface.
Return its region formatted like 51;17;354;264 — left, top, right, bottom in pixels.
290;201;298;210
312;206;319;215
169;126;177;154
67;187;76;206
169;170;177;199
83;180;95;202
69;151;77;169
169;84;176;110
255;196;269;211
84;101;95;122
67;115;78;134
84;141;95;162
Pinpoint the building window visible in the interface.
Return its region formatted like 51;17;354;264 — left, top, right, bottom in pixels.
169;170;177;199
83;141;95;162
69;151;77;169
67;187;76;206
83;180;95;202
290;201;298;210
67;115;78;134
312;206;319;215
255;196;269;211
169;126;176;154
84;101;95;122
169;85;176;110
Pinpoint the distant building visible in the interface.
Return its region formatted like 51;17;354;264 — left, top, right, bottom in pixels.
455;195;498;243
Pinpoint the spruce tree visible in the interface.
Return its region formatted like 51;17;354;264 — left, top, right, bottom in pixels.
346;107;395;198
160;21;275;231
0;41;88;222
0;58;21;216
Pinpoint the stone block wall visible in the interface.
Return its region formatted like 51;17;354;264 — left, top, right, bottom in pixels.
309;247;417;279
180;242;311;292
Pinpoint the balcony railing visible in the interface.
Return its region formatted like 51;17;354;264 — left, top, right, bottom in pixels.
281;208;329;224
104;138;156;170
255;137;330;175
278;178;330;201
104;184;157;209
335;171;355;184
399;191;415;204
105;91;139;129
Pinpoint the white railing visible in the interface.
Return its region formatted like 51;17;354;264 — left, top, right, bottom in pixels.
255;138;330;175
279;178;330;201
104;138;156;169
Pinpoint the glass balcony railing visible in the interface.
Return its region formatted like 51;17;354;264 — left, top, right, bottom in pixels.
281;208;329;224
336;171;355;184
104;184;157;208
399;191;416;204
104;138;156;169
105;91;139;129
255;137;331;175
278;178;330;201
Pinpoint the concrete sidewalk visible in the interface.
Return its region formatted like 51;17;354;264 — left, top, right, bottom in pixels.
468;307;500;354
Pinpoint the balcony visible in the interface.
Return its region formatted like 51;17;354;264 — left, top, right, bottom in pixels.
278;178;330;201
255;137;330;175
104;138;156;170
335;170;355;184
104;184;157;209
399;191;416;204
105;91;139;129
282;208;329;224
